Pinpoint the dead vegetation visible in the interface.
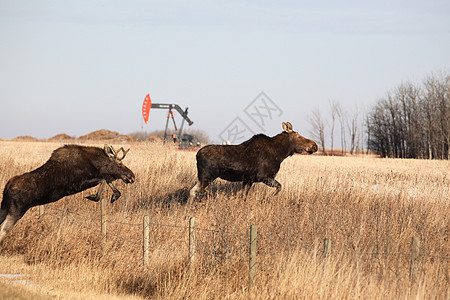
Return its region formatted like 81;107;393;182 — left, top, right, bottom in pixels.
0;141;448;299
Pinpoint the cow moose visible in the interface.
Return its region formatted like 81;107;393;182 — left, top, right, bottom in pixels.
188;122;318;203
0;144;135;243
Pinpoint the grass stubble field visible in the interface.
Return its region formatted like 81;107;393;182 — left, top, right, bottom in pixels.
0;140;448;299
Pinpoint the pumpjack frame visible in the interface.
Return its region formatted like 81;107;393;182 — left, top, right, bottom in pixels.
150;103;194;144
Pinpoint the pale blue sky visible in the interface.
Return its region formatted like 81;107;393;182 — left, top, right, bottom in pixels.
1;0;449;143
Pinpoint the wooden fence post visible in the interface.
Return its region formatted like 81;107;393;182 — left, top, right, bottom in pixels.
56;210;67;239
249;225;257;288
101;198;107;252
410;237;420;283
189;217;195;266
143;215;150;267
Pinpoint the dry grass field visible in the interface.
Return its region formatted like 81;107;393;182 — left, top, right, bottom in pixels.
0;140;448;299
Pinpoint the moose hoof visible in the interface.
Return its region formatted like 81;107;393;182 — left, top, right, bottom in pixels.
110;192;121;203
85;194;100;202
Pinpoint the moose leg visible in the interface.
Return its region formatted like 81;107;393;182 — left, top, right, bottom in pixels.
0;208;6;225
241;180;254;199
0;214;20;243
85;181;106;202
188;180;210;204
188;182;201;204
262;178;282;196
107;182;122;203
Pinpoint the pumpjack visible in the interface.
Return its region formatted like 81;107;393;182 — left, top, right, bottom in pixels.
150;103;197;146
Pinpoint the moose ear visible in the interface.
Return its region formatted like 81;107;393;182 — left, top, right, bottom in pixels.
286;122;293;131
103;144;116;158
282;122;293;132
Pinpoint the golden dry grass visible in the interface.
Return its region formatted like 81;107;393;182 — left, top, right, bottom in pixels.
0;140;448;299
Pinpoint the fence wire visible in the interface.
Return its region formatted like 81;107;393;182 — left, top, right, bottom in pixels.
37;205;450;272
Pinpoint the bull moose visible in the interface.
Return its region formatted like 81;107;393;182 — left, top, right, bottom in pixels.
188;122;317;203
0;144;135;243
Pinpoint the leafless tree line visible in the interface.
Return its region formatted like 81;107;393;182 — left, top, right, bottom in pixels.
309;100;364;155
308;71;449;159
367;72;449;159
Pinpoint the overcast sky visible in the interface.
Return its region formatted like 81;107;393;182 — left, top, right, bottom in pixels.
1;0;449;143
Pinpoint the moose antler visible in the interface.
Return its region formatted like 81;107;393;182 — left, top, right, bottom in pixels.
116;147;130;161
103;145;130;160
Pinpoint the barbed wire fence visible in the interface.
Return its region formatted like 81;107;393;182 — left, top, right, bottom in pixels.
37;200;449;288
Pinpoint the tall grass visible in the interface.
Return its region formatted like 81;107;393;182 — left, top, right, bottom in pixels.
0;140;448;299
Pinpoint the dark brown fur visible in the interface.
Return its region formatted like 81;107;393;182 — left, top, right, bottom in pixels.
0;144;135;242
188;122;317;202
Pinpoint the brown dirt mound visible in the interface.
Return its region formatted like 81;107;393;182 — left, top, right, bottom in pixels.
47;133;75;141
11;136;40;142
77;129;136;143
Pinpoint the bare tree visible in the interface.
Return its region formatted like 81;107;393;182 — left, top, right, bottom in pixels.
309;108;326;153
329;100;339;154
336;104;347;154
347;105;361;155
365;114;371;155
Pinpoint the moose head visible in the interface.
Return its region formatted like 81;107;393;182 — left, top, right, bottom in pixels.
282;122;318;154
